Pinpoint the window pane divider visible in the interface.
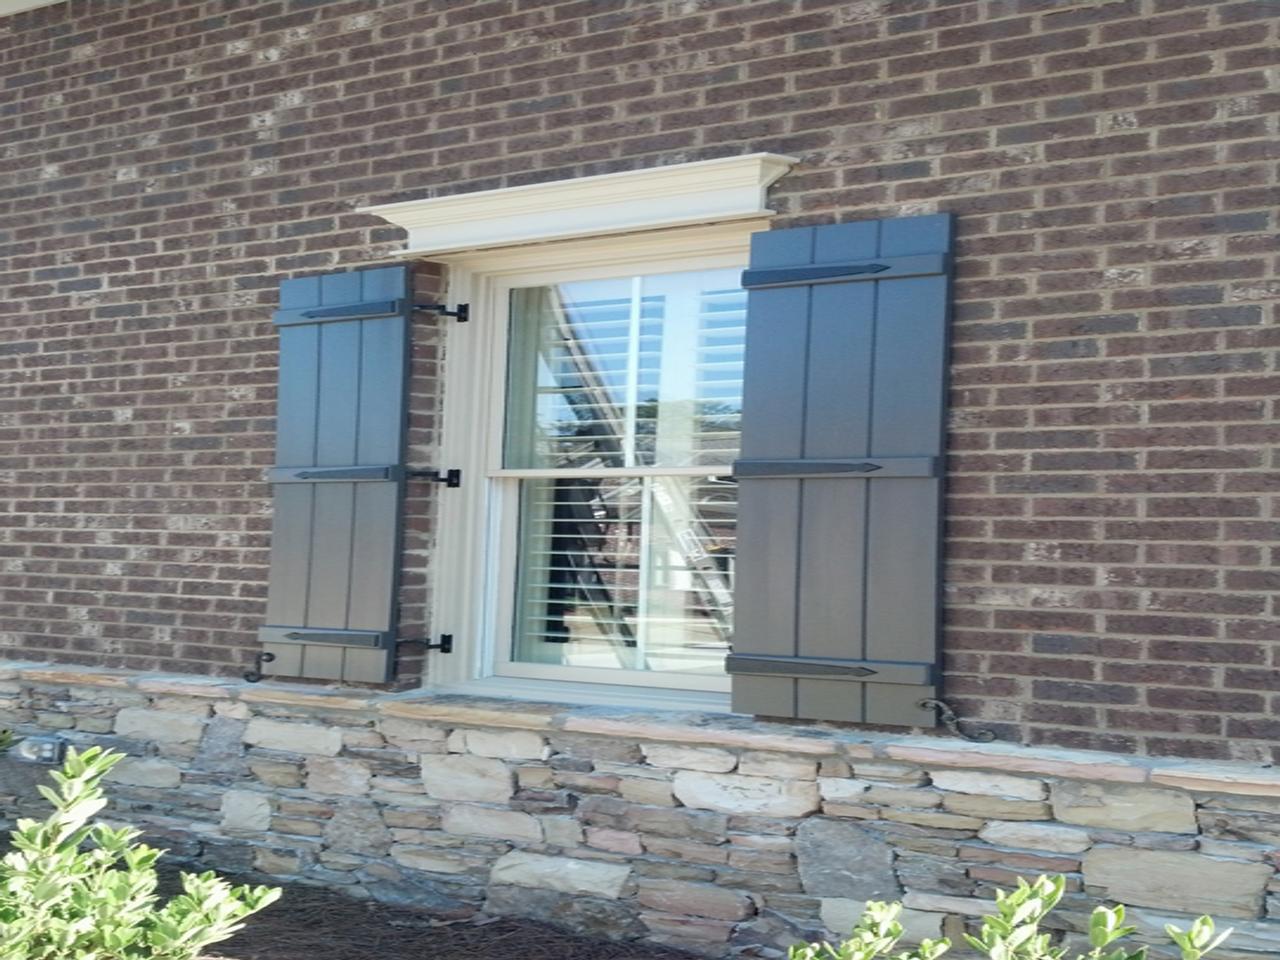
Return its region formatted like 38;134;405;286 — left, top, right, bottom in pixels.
492;466;733;479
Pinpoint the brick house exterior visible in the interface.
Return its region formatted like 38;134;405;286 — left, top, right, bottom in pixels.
2;0;1278;953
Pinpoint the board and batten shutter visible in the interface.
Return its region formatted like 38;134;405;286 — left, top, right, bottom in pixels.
257;265;412;683
727;214;953;727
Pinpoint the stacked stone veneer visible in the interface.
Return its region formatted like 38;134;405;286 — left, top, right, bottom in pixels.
2;665;1278;958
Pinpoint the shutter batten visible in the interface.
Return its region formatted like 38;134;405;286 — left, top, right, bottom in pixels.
258;265;412;684
729;215;953;728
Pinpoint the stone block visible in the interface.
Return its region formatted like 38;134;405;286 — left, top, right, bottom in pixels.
377;717;448;751
882;808;984;831
824;802;881;820
517;765;554;789
795;819;898;901
819;778;871;802
738;752;818;780
642;836;728;865
115;706;205;744
306;757;371;796
619;776;676;806
637;879;755;920
979;820;1091;854
490;851;631;899
254;847;303;875
930;770;1047;801
902;891;991;917
616;802;728;843
192;715;247;774
244;718;342;756
643;743;737;772
442;804;542;842
850;761;926;785
1084;847;1272;919
420;753;513;801
541;815;583;847
943;793;1052;821
324;801;391;856
216;701;252;720
249;757;304;788
1198;807;1280;846
642;912;736;946
391;845;476;875
864;785;942;809
384;808;442;830
673;771;820;817
484;886;647;940
727;848;794;874
450;728;547;760
821;900;944;942
106;757;181;789
1052;781;1196;834
271;816;325;837
221;790;272;832
1151;768;1280;799
586;827;643;854
549;734;644;765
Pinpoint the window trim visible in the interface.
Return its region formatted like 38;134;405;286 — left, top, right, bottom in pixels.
359;153;794;257
426;222;761;709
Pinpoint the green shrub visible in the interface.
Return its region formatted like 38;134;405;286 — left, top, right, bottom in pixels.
791;874;1232;960
0;745;280;960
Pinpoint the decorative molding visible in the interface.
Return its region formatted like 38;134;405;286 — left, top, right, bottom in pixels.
358;153;797;257
0;0;63;15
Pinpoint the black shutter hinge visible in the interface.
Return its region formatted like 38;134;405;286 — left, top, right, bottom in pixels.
244;650;275;683
415;303;469;322
918;698;996;743
424;634;453;654
407;467;461;487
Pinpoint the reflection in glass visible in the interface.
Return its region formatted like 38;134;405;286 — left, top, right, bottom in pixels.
512;475;736;675
505;266;745;677
505;269;745;470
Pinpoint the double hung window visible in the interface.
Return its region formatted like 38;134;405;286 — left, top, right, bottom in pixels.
436;236;751;699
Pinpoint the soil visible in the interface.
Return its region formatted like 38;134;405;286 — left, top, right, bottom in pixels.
210;878;700;960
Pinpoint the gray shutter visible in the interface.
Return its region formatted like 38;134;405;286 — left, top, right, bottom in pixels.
257;266;412;683
727;215;953;727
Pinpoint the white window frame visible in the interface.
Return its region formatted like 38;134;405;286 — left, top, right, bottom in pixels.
427;221;762;710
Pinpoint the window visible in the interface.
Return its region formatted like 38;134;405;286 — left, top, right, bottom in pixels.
503;269;744;683
431;227;756;703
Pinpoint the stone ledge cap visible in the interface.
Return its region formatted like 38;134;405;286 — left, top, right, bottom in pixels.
7;662;1280;798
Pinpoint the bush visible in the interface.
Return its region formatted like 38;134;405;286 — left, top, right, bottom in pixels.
790;874;1232;960
0;745;280;960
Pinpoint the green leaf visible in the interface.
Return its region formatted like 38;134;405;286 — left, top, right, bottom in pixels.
0;746;281;960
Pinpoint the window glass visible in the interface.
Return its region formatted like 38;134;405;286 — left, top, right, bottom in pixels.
511;475;736;676
504;267;745;677
504;268;745;470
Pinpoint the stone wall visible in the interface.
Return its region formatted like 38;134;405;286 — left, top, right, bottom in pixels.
2;664;1278;958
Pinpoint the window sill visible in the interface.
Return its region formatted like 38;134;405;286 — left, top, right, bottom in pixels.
426;676;731;715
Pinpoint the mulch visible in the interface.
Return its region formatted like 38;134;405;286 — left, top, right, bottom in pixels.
210;878;700;960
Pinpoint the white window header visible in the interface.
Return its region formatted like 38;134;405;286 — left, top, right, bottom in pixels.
358;153;796;258
0;0;64;14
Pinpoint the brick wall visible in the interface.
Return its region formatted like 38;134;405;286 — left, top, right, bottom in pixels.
0;0;1276;761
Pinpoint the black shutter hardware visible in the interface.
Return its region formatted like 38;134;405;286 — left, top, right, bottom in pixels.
416;302;469;321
